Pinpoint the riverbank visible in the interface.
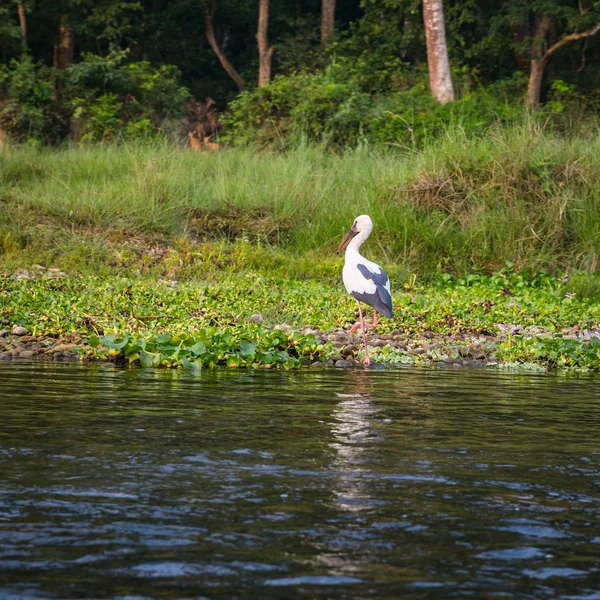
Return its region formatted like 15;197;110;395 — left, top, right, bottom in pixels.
1;125;600;279
2;269;599;371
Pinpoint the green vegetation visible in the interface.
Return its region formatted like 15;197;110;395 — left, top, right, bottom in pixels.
1;3;598;375
1;266;599;371
2;1;600;146
222;71;528;149
1;122;600;278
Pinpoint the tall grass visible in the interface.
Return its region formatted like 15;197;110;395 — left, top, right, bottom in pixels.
1;120;599;280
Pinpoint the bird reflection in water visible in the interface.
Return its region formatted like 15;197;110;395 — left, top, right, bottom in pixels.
329;371;382;513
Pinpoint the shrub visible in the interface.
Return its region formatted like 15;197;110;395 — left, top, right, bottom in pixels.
222;69;528;149
0;50;190;144
0;54;65;143
67;51;191;142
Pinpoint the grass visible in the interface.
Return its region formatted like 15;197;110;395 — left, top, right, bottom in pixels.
1;120;599;280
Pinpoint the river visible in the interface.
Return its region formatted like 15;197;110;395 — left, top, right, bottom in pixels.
1;363;599;598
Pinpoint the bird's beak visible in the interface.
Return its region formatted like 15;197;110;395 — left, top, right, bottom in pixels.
336;225;358;254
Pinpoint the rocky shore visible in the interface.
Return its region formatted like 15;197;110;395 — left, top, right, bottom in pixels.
0;327;86;362
0;324;497;368
304;327;494;368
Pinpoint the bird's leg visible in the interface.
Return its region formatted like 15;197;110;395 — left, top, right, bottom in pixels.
371;310;378;330
355;300;370;367
349;309;377;333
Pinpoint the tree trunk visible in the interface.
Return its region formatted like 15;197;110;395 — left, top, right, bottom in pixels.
525;14;600;109
525;13;552;110
202;3;245;92
422;0;454;104
526;57;546;110
54;15;74;70
321;0;335;45
257;0;275;87
17;2;27;48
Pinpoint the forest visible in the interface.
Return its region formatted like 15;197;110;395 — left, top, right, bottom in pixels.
1;0;599;146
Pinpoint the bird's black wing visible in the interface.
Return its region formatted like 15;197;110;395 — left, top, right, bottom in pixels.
354;263;393;318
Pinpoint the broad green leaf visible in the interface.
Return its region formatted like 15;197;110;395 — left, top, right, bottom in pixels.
139;350;160;367
100;335;131;350
190;341;207;356
240;341;257;356
128;352;140;364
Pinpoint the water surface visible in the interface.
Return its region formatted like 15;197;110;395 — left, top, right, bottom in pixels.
1;363;600;599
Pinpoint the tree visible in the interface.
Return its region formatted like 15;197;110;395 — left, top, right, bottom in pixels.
54;15;74;70
257;0;274;87
16;2;27;49
422;0;454;104
202;2;246;91
526;13;600;109
321;0;335;45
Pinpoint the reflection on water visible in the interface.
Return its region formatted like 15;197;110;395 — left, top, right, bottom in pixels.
330;372;379;515
1;362;600;599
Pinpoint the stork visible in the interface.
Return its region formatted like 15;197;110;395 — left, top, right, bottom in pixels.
337;215;393;367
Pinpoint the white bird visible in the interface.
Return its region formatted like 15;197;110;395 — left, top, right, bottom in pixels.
337;214;393;367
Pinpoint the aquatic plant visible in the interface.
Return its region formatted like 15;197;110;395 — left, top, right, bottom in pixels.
86;328;325;369
498;335;600;371
2;269;600;371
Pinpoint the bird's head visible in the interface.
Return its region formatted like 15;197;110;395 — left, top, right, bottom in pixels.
336;215;373;253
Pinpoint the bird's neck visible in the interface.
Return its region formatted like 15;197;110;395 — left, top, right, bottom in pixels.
345;230;368;258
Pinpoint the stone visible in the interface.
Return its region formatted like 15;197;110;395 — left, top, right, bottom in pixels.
334;360;354;368
331;332;348;342
462;359;486;368
391;342;407;350
0;330;9;337
19;336;35;343
48;343;77;354
330;354;344;362
409;347;425;355
0;352;12;360
249;313;264;324
12;326;28;336
444;357;462;365
18;350;36;359
341;346;357;357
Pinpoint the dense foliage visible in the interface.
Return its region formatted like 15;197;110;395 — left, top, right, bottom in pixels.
0;51;190;143
0;0;599;145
